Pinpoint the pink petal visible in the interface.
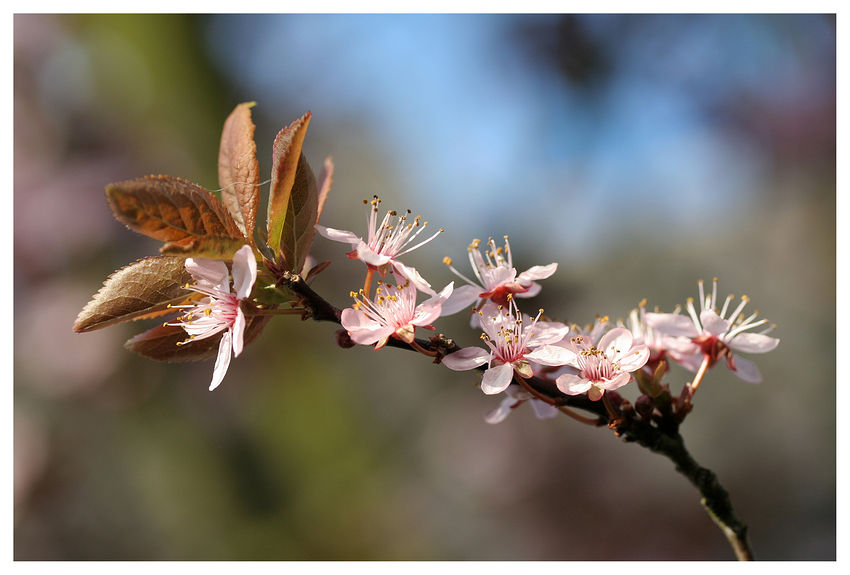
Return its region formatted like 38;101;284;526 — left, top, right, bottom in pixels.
340;308;374;332
727;355;762;383
485;396;518;424
555;373;592;395
517;263;557;283
209;330;233;391
442;347;490;371
600;372;632;392
700;309;731;337
598;327;633;355
728;332;780;354
667;349;704;372
529;400;559;420
481;266;516;287
529;321;570;346
644;312;700;338
315;225;361;245
341;308;393;346
355;241;391;266
392;261;435;295
525;345;574;367
350;325;395;346
514;282;542;298
231;245;257;299
481;362;515;395
616;345;650;372
186;258;229;291
412;282;454;326
440;284;482;315
231;311;246;357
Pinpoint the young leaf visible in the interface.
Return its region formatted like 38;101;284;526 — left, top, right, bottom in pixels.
124;314;271;362
267;112;311;258
73;256;193;333
218;102;261;243
278;153;318;274
160;235;252;261
106;175;245;246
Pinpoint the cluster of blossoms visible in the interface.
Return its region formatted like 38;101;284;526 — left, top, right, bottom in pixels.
170;198;779;419
303;197;777;422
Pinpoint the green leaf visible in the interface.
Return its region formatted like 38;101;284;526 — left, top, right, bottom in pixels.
124;314;271;362
106;175;245;246
73;256;193;333
267;111;311;259
218;102;261;243
160;235;253;260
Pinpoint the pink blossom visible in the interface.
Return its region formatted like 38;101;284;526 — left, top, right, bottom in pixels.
341;280;454;349
167;244;257;391
555;327;650;401
315;196;442;294
643;278;779;383
621;301;702;375
441;236;557;317
442;300;571;395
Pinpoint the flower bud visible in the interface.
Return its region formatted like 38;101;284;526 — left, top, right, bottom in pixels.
334;328;356;349
635;394;656;421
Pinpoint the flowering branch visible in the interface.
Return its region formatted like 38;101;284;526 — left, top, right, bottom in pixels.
74;103;779;561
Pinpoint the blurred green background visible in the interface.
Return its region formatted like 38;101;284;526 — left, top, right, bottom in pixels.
14;14;835;560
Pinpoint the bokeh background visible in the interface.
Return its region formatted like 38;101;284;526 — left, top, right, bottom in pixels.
13;13;835;560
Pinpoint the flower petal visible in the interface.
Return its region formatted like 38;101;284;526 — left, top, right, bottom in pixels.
517;263;557;283
480;362;515;395
600;371;632;392
391;261;435;295
616;344;650;372
351;325;395;346
340;307;373;332
442;346;490;371
700;309;731;337
525;344;574;367
485;396;518;424
514;281;542;298
728;332;780;354
186;258;229;291
598;327;633;356
412;282;454;326
355;240;391;267
644;312;700;338
529;399;559;420
480;266;516;289
315;225;362;245
440;284;483;315
727;354;762;383
231;310;246;357
231;244;257;299
341;308;394;346
555;373;591;396
209;330;233;391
